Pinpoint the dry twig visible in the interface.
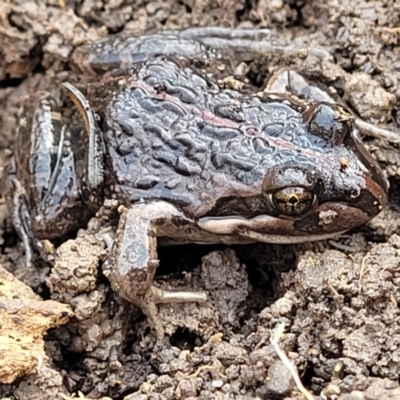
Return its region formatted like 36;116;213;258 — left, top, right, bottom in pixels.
270;323;315;400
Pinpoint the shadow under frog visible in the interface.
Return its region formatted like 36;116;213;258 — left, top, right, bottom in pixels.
8;28;388;342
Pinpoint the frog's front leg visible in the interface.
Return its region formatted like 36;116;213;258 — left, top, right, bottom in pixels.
108;201;207;343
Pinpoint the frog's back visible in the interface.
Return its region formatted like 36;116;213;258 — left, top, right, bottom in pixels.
94;57;343;217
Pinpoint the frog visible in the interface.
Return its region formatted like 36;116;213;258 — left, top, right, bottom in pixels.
7;27;389;341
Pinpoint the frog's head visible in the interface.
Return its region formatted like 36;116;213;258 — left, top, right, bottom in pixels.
198;102;388;243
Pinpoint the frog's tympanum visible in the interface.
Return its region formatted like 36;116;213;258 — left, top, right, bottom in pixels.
8;29;388;339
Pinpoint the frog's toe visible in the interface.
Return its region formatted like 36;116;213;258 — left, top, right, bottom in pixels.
134;286;207;345
151;286;208;305
131;287;166;346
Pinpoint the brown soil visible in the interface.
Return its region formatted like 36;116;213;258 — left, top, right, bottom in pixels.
1;1;400;399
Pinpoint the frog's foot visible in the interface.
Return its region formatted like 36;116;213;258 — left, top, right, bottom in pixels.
108;201;207;344
128;285;207;346
266;68;400;144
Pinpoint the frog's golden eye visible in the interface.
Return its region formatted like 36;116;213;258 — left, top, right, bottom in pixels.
269;187;316;217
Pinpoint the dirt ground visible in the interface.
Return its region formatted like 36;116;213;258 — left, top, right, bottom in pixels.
1;0;400;399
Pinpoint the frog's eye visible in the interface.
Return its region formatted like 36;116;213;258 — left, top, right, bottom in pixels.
303;103;354;145
269;187;316;217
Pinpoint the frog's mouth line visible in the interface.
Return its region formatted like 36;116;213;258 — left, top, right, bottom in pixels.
161;226;347;245
195;202;374;245
196;215;347;244
228;228;348;244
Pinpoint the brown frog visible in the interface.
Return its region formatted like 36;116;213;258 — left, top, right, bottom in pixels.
8;28;388;340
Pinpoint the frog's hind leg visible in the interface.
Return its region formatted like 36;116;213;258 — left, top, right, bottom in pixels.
62;82;105;204
8;91;89;268
108;201;207;344
72;33;214;76
175;27;333;62
72;27;332;77
266;68;400;143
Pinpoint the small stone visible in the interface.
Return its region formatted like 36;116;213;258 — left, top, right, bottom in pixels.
265;361;294;397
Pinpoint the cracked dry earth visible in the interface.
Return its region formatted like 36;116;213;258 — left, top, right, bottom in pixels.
1;1;400;399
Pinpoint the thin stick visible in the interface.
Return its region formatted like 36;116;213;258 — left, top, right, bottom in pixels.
270;323;315;400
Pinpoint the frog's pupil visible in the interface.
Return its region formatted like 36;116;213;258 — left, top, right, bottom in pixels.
273;187;314;216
